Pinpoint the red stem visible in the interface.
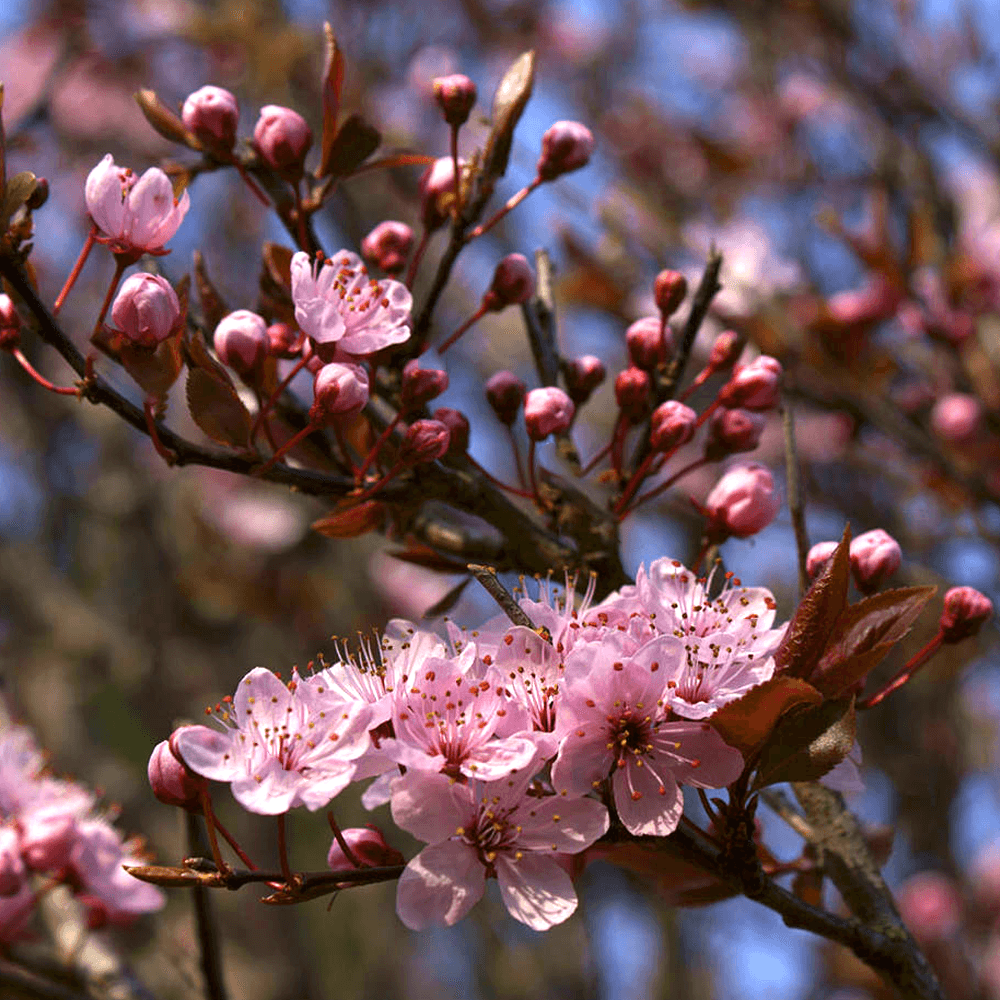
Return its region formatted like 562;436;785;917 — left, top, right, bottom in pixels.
450;125;462;220
198;786;229;874
406;228;431;290
251;353;310;443
212;816;258;871
466;455;535;499
276;814;294;884
292;181;309;252
622;456;709;518
467;178;541;240
355;412;402;485
352;459;407;502
693;396;722;430
327;812;364;868
527;438;540;504
858;632;945;710
91;258;127;341
580;439;613;476
53;225;98;315
506;425;527;489
143;398;178;464
438;303;487;353
254;421;319;476
11;349;78;395
231;157;270;206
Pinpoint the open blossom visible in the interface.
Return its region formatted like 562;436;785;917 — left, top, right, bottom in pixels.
173;668;373;814
85;154;189;255
392;764;608;930
551;633;743;836
290;250;412;358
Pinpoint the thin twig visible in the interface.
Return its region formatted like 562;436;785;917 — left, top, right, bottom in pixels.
467;564;538;629
782;401;810;596
187;812;229;1000
760;788;815;841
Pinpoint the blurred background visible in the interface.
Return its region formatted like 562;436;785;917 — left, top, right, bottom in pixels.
3;0;1000;997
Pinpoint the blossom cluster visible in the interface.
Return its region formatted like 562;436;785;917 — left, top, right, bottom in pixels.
0;722;163;941
165;557;787;931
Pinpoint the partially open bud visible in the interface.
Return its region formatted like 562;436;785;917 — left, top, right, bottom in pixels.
310;363;370;424
361;221;414;276
930;393;982;446
650;400;696;452
536;120;594;181
327;826;405;870
253;105;312;177
482;254;535;311
432;74;477;127
0;827;24;897
626;317;673;371
849;528;901;593
564;355;605;405
267;321;304;359
615;366;651;423
419;157;463;230
432;407;470;453
401;359;449;409
0;294;21;351
718;356;783;411
182;85;239;150
653;270;687;318
214;310;269;376
806;540;839;579
400;419;451;463
940;586;993;643
111;273;181;348
149;732;206;812
705;463;779;540
485;371;526;426
705;407;765;460
524;387;574;441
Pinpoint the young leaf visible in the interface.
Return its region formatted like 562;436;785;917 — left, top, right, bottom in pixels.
135;89;200;149
2;171;37;230
183;329;252;449
424;578;472;618
481;50;536;185
119;336;184;402
317;21;346;178
193;251;229;333
312;500;386;539
321;114;381;178
710;676;823;757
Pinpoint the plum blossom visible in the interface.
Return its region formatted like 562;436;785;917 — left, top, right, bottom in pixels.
392;764;608;930
174;667;372;814
290;250;412;359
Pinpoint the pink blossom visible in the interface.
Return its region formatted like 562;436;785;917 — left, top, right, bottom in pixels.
310;363;370;423
551;633;743;836
110;273;180;348
85;154;189;255
704;463;780;539
930;393;982;445
419;157;464;229
391;765;608;930
897;871;962;943
290;250;412;358
0;826;24;896
173;667;372;814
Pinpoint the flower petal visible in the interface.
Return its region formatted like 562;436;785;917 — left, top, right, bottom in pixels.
495;852;578;930
396;841;485;929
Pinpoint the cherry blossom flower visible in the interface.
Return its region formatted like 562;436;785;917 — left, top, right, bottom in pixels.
290;250;412;359
391;764;608;930
85;154;189;256
551;633;743;836
173;667;372;815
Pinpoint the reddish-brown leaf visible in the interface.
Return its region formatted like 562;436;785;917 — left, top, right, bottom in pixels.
481;50;535;185
348;152;435;176
119;336;184;401
322;113;381;179
388;544;470;574
792;869;824;908
312;500;386;539
317;21;346;178
775;524;851;679
185;367;252;448
710;676;823;757
193;251;229;333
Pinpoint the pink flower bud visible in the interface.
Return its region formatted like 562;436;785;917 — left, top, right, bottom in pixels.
524;387;575;441
181;85;239;149
110;273;180;348
564;355;605;405
401;419;451;463
806;540;839;579
432;74;477;127
485;371;526;425
149;733;206;812
267;321;304;359
419;157;463;230
615;366;651;423
626;316;673;370
483;254;535;311
432;407;470;453
718;356;783;411
213;310;269;376
361;221;414;276
940;586;993;643
827;274;900;327
20;811;77;872
930;393;982;445
849;528;901;593
0;827;23;897
253;105;312;176
536;120;594;181
649;400;696;452
897;872;961;943
708;330;743;373
327;826;405;870
310;363;370;424
653;270;687;318
705;407;765;459
0;294;21;351
705;463;779;540
401;359;449;408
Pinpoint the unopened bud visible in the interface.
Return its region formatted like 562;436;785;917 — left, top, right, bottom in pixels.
930;393;982;445
849;528;901;593
310;363;370;424
626;316;673;371
705;463;779;540
401;419;451;463
0;294;21;351
111;273;181;348
718;356;783;411
650;401;696;452
708;330;743;373
182;85;239;150
214;310;269;375
432;74;477;127
615;366;651;423
149;732;206;811
536;120;594;181
327;826;405;870
253;105;312;177
0;827;23;897
401;359;449;409
653;270;687;318
361;221;414;276
705;407;765;460
419;157;463;230
897;872;961;944
485;371;526;425
806;540;839;579
267;321;304;359
483;254;535;311
524;387;574;441
564;355;605;405
940;586;993;643
432;407;470;453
